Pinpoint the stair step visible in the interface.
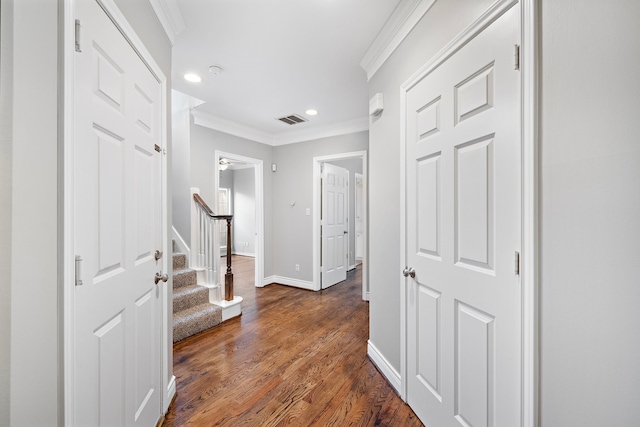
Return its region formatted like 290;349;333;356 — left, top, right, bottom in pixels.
173;303;222;343
173;268;197;289
173;284;210;313
173;253;187;271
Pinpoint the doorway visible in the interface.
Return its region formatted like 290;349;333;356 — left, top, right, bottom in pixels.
214;151;264;290
313;151;368;300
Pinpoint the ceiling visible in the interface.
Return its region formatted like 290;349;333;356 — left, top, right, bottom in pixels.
170;0;401;143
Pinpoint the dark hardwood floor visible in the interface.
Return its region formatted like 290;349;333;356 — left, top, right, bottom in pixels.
164;256;423;426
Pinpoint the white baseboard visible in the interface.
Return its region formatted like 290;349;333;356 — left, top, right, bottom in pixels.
164;375;176;413
367;340;401;395
263;275;316;291
232;251;255;258
261;275;275;287
348;264;357;271
171;226;190;259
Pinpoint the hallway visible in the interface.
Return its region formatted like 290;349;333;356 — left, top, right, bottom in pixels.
164;257;422;426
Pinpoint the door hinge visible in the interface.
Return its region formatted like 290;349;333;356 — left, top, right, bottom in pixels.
514;251;521;276
75;255;84;286
75;19;82;53
514;44;520;71
154;144;161;153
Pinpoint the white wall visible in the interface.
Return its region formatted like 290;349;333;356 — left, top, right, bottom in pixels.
171;91;194;247
367;0;495;374
539;1;640;425
0;1;14;425
272;132;368;282
232;168;256;256
8;0;60;424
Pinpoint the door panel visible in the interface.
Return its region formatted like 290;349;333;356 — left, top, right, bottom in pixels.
74;1;163;426
405;5;521;426
322;163;348;288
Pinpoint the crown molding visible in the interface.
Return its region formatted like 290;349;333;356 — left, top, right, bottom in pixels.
191;110;369;146
192;110;274;145
359;0;436;81
273;117;369;146
148;0;186;46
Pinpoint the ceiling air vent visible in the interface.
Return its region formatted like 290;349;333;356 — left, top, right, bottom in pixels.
276;114;308;125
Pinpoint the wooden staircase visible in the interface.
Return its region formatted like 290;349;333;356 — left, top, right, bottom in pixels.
172;252;222;342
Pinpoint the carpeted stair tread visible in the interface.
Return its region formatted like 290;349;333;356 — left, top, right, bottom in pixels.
173;253;187;271
173;303;222;343
173;268;197;289
173;284;210;313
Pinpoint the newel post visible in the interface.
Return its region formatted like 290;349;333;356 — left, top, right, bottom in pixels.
224;217;234;301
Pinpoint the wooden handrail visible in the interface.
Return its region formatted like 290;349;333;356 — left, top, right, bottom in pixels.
193;193;233;221
193;192;234;301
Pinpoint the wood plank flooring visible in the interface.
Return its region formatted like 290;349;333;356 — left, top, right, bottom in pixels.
164;256;423;426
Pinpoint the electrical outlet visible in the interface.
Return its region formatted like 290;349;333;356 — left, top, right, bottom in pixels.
295;264;300;272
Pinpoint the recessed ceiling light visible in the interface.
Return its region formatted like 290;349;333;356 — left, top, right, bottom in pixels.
306;109;318;116
184;73;202;83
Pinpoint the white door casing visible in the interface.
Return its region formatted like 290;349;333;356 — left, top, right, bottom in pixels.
403;3;522;427
73;1;164;425
355;173;364;260
321;163;348;289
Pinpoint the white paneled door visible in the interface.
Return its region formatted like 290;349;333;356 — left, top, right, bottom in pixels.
405;4;521;426
322;163;348;289
74;1;163;426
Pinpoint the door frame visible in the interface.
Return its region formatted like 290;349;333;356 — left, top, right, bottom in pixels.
312;151;368;300
354;172;364;262
398;0;539;425
62;0;172;424
213;151;265;289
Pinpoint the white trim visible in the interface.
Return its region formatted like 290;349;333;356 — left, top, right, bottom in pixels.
367;340;401;394
312;151;369;300
232;251;255;258
172;226;190;259
148;0;185;46
193;110;273;145
262;275;277;287
264;276;315;291
348;264;357;271
62;1;77;423
359;0;437;81
192;109;369;146
213;151;265;291
165;375;176;413
398;0;536;418
521;1;539;426
273;117;369;146
63;0;170;423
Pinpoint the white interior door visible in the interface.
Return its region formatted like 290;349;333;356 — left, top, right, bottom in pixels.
405;5;521;426
74;1;163;425
322;163;348;288
355;173;364;261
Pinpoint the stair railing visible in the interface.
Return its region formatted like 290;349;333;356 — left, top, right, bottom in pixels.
190;189;234;301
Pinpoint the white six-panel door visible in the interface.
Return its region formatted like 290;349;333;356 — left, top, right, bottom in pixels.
405;4;521;426
74;1;163;425
322;163;348;288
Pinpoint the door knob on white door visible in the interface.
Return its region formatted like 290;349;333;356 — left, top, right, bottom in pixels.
403;267;415;279
154;272;169;285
